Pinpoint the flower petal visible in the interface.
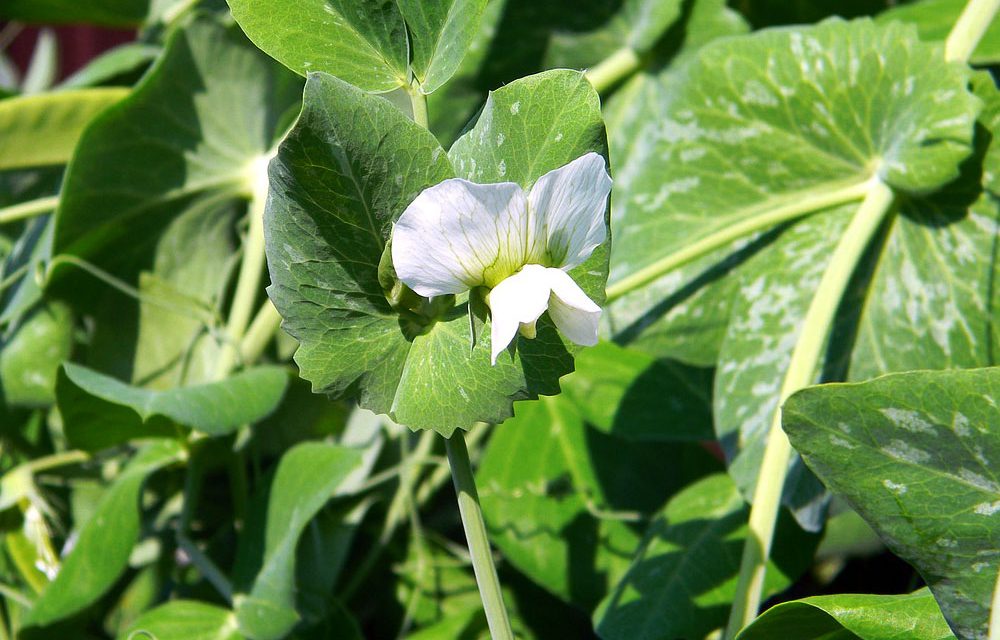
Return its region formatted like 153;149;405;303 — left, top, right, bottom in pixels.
544;267;601;346
527;152;611;270
392;179;535;297
487;264;552;364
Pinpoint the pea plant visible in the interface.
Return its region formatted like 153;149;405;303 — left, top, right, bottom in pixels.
0;0;998;638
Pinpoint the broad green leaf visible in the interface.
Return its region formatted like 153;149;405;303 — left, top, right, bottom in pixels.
131;194;239;388
57;363;288;451
23;441;183;629
232;442;363;640
559;341;713;441
736;589;955;640
226;0;410;92
601;0;749;366
0;301;72;407
478;395;720;609
266;70;608;435
783;367;1000;640
398;0;488;93
594;474;819;640
120;601;241;640
607;18;979;363
51;17;301;282
878;0;1000;65
845;74;1000;381
606;18;982;529
0;88;129;171
714;210;852;529
0;0;149;26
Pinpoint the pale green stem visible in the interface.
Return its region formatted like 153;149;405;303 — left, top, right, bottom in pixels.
408;78;429;130
605;180;871;303
416;422;488;505
990;567;1000;640
22;450;89;475
240;300;282;365
723;178;895;638
945;0;1000;63
215;160;269;378
586;47;642;94
446;431;514;640
0;196;58;225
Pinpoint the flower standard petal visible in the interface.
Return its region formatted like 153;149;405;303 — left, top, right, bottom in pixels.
527;152;612;270
392;178;531;297
542;267;601;346
486;264;553;365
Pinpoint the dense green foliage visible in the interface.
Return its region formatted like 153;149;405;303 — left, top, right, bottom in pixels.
0;1;998;639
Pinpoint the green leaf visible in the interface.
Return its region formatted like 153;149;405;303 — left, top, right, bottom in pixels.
878;0;1000;65
594;474;819;640
714;210;853;529
736;589;955;640
478;395;720;609
120;601;241;640
0;89;129;171
0;301;72;407
601;0;749;366
131;194;239;388
23;441;183;629
607;18;979;362
559;341;713;441
448;67;610;306
783;367;1000;640
845;74;1000;381
266;70;608;434
57;363;289;450
0;0;150;26
51;17;301;282
226;0;410;92
398;0;489;93
232;442;363;640
606;18;983;529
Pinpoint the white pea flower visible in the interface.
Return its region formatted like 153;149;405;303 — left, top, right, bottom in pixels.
392;152;612;365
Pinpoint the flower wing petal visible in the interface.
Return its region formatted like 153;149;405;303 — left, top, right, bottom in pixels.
527;152;611;270
487;264;551;365
544;267;601;347
392;179;530;296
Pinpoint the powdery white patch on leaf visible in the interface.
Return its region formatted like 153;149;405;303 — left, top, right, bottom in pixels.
392;151;611;365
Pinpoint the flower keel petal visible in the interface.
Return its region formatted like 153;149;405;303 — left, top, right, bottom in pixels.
486;264;552;364
392;179;530;297
543;267;601;347
527;152;611;270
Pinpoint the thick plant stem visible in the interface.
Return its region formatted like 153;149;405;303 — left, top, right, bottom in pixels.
724;178;895;639
240;300;282;364
604;180;871;303
946;0;1000;63
215;158;270;378
446;431;514;640
408;78;429;130
0;195;58;225
586;47;642;94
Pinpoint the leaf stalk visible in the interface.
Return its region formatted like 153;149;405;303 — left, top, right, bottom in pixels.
586;47;642;94
446;431;514;640
724;178;895;638
945;0;1000;63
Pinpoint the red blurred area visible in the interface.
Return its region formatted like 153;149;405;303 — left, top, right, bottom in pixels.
4;24;136;81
